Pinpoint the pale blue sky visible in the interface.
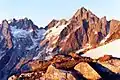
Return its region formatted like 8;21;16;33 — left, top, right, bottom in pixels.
0;0;120;27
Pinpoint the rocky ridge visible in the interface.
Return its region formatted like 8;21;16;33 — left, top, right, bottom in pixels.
0;18;46;80
39;7;120;59
8;53;120;80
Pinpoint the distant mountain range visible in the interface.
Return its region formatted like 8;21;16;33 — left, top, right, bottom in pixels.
0;7;120;80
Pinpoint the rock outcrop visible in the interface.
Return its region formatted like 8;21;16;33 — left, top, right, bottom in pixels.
1;20;12;49
43;65;76;80
45;19;59;30
8;54;120;80
74;62;101;79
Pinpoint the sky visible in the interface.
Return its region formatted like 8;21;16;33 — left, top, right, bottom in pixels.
0;0;120;27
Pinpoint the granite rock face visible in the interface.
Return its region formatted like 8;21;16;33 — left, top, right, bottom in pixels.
40;7;120;56
45;19;59;30
0;18;46;80
74;62;101;79
1;20;13;49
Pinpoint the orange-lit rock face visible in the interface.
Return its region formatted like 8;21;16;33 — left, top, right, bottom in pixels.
8;53;120;80
105;28;120;43
69;52;80;58
28;60;51;71
23;53;93;72
109;20;120;35
41;7;120;55
43;65;76;80
2;20;12;49
41;7;114;54
74;62;101;79
10;53;93;80
98;55;112;62
45;19;59;29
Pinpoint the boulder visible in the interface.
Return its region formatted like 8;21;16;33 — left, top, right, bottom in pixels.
74;62;101;79
99;59;120;74
98;55;112;62
43;65;76;80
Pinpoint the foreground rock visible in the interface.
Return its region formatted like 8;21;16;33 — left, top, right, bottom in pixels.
28;60;51;71
98;59;120;74
74;62;101;79
8;54;120;80
8;71;44;80
8;54;94;80
43;65;76;80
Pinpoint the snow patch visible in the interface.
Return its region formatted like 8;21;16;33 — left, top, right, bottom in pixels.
100;34;110;44
45;21;70;40
29;29;33;33
10;26;30;38
94;31;98;34
76;48;86;53
11;26;46;51
45;24;66;39
26;29;46;50
76;44;92;53
45;55;53;60
82;39;120;59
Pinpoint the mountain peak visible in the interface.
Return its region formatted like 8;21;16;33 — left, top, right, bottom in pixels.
40;7;120;55
81;7;87;10
9;18;39;30
45;19;59;30
74;7;87;16
73;7;99;21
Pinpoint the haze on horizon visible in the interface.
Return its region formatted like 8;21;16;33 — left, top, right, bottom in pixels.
0;0;120;27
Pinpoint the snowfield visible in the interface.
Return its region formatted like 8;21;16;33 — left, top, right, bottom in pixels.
82;39;120;59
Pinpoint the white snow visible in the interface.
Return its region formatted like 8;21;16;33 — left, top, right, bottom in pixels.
76;48;86;53
100;34;110;44
45;55;53;60
10;26;30;38
10;26;46;50
45;21;70;40
61;24;82;43
11;26;45;39
33;51;42;60
29;29;33;33
26;29;46;50
45;25;66;39
94;31;98;34
76;44;92;53
33;46;54;60
82;39;120;59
